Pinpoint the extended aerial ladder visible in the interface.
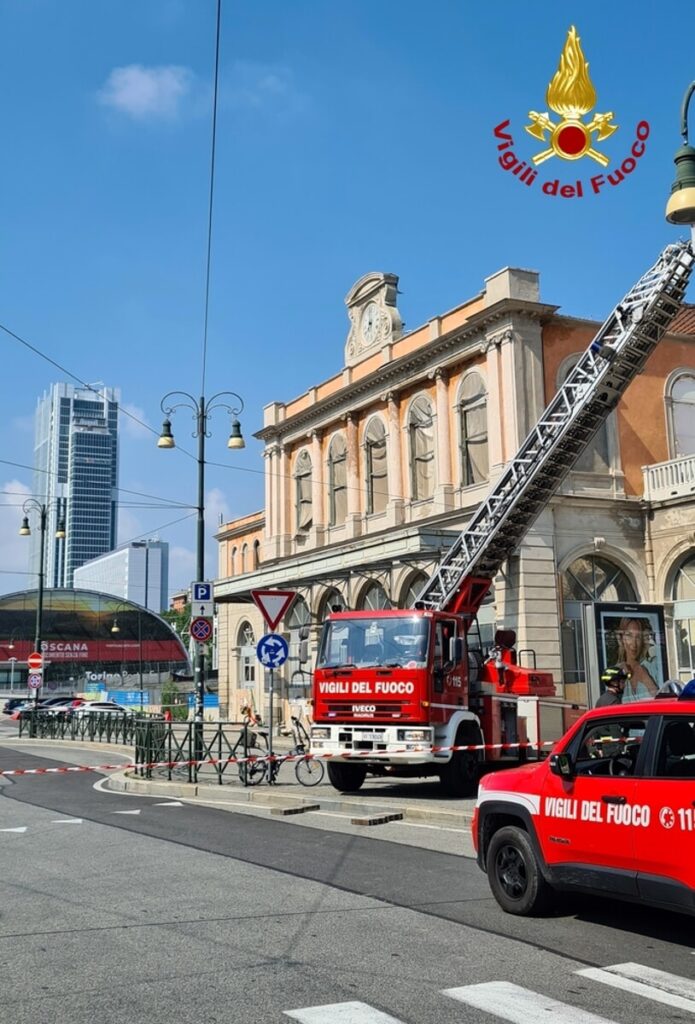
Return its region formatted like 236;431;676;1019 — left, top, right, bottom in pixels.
415;240;695;617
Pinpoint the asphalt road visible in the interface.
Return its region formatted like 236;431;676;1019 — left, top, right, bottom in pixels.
1;739;694;1024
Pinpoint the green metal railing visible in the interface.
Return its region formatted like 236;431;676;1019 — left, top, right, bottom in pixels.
19;711;248;785
134;719;247;784
19;710;148;745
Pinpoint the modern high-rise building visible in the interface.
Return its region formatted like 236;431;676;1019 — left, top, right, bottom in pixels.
73;540;169;613
31;383;119;587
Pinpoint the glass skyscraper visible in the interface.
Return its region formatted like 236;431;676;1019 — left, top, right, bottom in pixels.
31;384;119;587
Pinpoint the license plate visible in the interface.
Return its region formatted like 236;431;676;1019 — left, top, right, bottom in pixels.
358;732;383;741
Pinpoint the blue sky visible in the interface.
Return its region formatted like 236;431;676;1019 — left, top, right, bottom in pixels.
1;0;694;598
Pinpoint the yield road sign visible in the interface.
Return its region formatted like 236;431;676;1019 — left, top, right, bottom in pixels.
251;590;296;632
190;616;213;643
256;633;289;669
28;674;43;689
27;652;43;671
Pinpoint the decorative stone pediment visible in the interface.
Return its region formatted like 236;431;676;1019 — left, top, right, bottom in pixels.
345;272;403;368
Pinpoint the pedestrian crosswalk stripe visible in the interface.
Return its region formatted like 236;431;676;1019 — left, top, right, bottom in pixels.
112;809;141;815
284;1001;405;1023
444;981;618;1024
576;962;695;1013
0;827;27;833
51;818;83;824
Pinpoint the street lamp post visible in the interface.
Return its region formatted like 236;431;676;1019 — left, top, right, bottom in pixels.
19;500;65;726
666;81;695;226
158;391;244;773
132;541;151;707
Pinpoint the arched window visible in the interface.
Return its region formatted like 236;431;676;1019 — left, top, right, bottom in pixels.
673;552;695;680
230;546;237;576
359;581;390;610
286;596;312;689
318;587;346;620
459;372;488;487
559;358;611;472
253;539;260;569
400;572;428;609
668;372;695;457
328;434;347;526
365;418;388;515
560;554;637;684
237;620;256;687
241;543;248;573
295;450;313;532
408;395;435;501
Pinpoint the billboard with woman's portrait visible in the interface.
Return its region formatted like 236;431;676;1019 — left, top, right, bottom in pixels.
588;603;669;705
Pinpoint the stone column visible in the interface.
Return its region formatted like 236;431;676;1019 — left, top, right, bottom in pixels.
345;413;362;537
261;444;279;560
433;368;454;510
310;429;325;545
278;444;291;557
484;333;506;476
386;391;405;526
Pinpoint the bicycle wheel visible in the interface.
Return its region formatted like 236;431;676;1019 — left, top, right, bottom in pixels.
238;748;267;787
295;755;325;787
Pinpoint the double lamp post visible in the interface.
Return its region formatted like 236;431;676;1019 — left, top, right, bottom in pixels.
158;391;244;765
19;499;65;722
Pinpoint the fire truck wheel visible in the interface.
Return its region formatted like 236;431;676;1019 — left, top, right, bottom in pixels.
439;728;481;797
327;762;367;792
486;825;551;916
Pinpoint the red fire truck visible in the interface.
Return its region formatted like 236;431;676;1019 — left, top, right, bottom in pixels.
310;241;694;797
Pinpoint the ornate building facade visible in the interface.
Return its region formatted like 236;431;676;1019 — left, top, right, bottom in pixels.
215;267;695;722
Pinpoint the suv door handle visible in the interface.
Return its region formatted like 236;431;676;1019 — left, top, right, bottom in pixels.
602;795;627;805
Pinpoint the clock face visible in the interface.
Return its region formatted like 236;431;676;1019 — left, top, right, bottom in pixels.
361;302;379;345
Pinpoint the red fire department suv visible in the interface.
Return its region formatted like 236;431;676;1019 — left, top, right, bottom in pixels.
473;687;695;916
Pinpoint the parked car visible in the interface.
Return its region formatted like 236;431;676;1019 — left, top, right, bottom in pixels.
473;682;695;918
40;698;86;717
70;700;134;720
2;698;28;715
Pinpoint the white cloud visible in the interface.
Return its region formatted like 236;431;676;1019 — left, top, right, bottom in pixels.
0;480;32;593
168;544;196;598
119;403;152;441
226;61;307;115
98;64;193;120
116;507;143;547
206;487;230;530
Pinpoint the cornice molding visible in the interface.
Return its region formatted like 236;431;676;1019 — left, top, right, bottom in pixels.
256;298;558;444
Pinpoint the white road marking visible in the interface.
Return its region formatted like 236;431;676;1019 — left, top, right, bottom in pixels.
577;962;695;1013
155;801;183;806
284;1002;404;1023
444;982;618;1024
112;809;142;815
51;818;83;824
0;827;27;833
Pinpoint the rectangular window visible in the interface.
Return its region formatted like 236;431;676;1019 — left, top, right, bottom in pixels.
653;717;695;778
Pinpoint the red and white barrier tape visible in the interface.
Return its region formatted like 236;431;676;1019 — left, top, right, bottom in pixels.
0;740;556;778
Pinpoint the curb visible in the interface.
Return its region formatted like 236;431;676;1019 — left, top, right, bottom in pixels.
106;768;475;827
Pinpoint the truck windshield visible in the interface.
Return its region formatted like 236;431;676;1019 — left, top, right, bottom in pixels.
318;616;429;668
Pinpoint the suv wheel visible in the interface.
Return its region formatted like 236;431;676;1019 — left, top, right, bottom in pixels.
486;825;551;916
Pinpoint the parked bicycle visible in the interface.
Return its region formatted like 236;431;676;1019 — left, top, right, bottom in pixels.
232;713;324;787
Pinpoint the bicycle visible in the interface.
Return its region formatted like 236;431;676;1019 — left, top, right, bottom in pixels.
230;718;270;786
286;715;325;787
234;714;324;787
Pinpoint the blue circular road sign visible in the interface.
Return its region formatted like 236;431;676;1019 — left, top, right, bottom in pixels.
256;633;289;669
